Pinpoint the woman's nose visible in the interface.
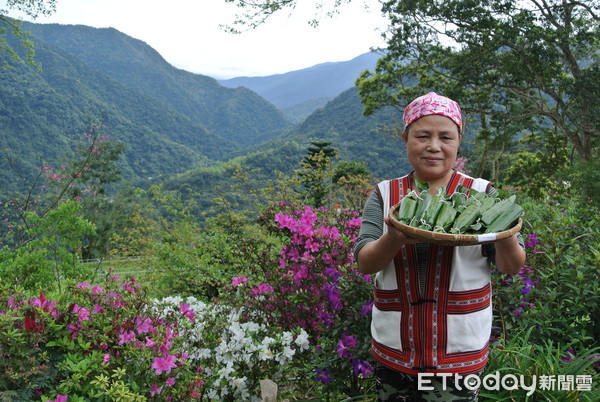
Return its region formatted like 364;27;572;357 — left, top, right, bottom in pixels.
426;138;442;151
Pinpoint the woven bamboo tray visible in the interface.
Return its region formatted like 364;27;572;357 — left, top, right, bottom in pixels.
389;203;523;246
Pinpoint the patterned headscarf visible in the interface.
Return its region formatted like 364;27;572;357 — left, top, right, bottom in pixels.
403;92;463;132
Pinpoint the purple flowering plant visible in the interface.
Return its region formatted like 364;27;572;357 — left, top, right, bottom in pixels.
219;201;375;398
490;197;599;360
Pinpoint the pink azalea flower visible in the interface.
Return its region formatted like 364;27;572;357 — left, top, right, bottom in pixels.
180;303;196;322
72;305;90;322
251;283;274;296
145;337;157;348
158;342;172;355
135;316;154;334
91;303;104;314
165;377;176;387
151;354;178;375
231;276;247;287
90;285;104;294
102;353;111;365
118;330;136;345
274;213;297;230
149;383;161;396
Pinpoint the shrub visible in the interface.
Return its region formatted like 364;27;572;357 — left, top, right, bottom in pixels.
219;201;376;398
492;197;600;351
0;276;206;400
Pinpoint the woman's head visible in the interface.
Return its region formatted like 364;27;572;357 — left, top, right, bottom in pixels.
401;93;463;183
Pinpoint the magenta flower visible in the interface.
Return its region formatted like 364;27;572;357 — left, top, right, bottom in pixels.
165;377;176;387
145;337;157;348
337;333;358;358
135;316;154;334
71;304;90;322
231;276;248;287
149;383;161;396
151;354;178;375
361;301;373;316
525;233;539;254
90;285;104;294
91;303;105;314
252;283;274;296
316;368;332;383
102;353;111;365
352;359;374;378
274;213;297;230
158;342;172;355
118;330;136;345
180;303;196;322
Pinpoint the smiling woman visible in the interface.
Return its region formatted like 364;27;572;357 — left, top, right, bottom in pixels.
354;92;526;401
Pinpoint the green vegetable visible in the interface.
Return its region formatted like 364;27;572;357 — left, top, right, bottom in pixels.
394;184;523;235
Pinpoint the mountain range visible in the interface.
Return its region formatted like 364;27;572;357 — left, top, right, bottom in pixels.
0;21;408;204
219;52;381;122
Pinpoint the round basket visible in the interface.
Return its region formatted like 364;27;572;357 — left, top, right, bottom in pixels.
388;203;523;246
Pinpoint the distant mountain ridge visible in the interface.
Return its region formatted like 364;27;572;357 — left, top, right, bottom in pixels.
1;20;407;208
219;52;381;121
21;22;291;146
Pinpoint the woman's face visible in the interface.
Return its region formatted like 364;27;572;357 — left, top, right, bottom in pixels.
402;114;461;183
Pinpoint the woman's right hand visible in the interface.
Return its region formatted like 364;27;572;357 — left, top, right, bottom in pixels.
384;216;421;245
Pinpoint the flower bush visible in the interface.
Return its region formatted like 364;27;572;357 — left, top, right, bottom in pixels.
0;275;312;401
219;202;376;398
492;197;599;352
152;296;310;400
0;276;206;400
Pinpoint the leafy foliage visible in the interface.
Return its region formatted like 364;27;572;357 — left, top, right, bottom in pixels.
356;0;600;186
492;196;600;352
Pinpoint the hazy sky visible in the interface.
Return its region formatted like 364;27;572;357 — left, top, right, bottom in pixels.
2;0;388;79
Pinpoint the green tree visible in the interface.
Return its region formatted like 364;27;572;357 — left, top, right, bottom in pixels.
296;141;338;208
1;0;56;65
355;0;599;165
332;160;372;211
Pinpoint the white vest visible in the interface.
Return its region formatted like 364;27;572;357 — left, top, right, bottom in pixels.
371;172;492;375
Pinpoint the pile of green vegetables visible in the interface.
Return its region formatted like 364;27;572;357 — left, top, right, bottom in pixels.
396;183;523;235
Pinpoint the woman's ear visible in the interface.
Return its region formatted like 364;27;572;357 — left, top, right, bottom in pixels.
401;130;408;143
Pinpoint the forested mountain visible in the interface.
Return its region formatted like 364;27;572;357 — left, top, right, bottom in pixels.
0;22;291;194
21;22;291;146
1;20;406;207
220;52;381;121
162;87;408;212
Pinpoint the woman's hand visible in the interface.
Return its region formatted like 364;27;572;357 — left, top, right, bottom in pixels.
383;216;421;244
357;218;421;275
494;235;526;275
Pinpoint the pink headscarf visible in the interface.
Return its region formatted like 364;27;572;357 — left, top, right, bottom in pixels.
403;92;463;132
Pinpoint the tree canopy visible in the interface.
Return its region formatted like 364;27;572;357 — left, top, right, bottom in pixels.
356;0;599;163
1;0;56;65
